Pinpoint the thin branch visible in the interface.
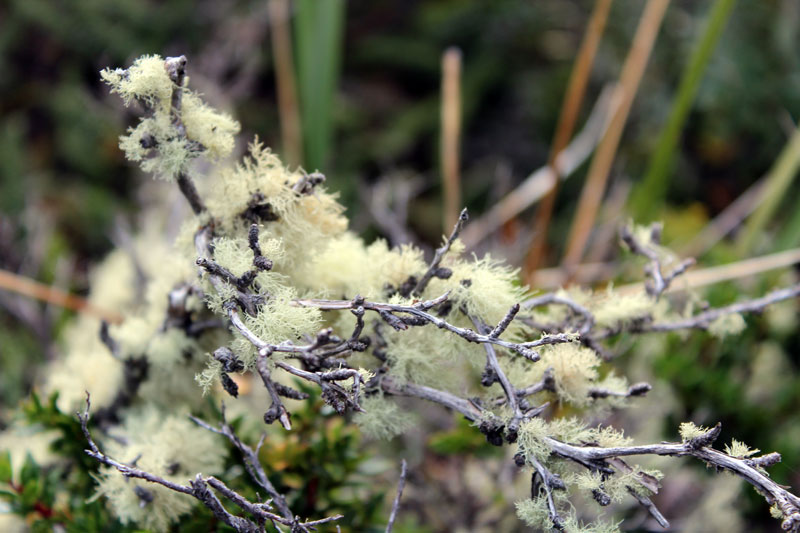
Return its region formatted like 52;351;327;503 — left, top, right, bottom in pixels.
620;223;695;299
385;459;408;533
414;208;468;297
521;292;595;336
295;293;557;361
472;315;521;436
588;382;652;399
530;457;566;530
256;348;292;430
621;283;800;335
164;55;207;215
189;405;293;521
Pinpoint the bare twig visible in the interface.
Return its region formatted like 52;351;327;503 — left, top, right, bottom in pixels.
588;382;652;399
620;223;695;299
165;55;207;215
521;292;595;336
295;293;570;361
256;347;293;430
530;457;566;530
617;283;800;335
385;459;408;533
189;405;293;521
414;208;468;296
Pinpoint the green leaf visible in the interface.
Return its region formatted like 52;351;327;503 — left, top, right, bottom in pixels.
19;453;39;487
0;450;12;483
20;478;41;507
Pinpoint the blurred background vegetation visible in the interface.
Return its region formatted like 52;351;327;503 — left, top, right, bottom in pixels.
2;0;800;531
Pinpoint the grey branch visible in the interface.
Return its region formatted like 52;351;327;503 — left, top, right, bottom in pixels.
522;292;595;336
294;293;562;361
413;207;468;296
189;404;293;521
620;223;695;299
530;457;565;530
79;394;342;532
385;459;408;533
379;378;800;529
164;55;206;215
627;283;800;334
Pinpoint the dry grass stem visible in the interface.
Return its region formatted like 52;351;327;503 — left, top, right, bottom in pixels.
0;268;123;324
524;0;614;280
441;47;462;233
268;0;303;168
562;0;671;272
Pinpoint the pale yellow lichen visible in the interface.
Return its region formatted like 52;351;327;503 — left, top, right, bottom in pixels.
94;406;226;531
181;91;240;160
516;418;551;463
679;421;712;442
539;343;600;406
354;394;416;440
101;55;173;109
708;313;746;339
724;439;759;459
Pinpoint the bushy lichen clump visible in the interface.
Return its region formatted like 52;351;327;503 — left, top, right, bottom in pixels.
101;54;239;180
5;54;786;532
6;54;656;531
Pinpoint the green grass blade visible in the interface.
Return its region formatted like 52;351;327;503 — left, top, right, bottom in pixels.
294;0;345;172
629;0;736;221
737;126;800;254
